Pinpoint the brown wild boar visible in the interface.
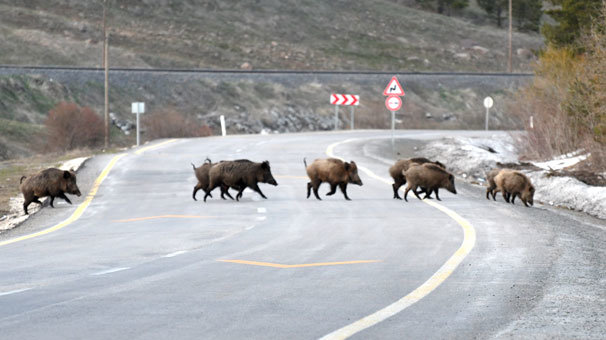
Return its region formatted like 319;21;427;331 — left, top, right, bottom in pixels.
304;158;363;200
403;163;456;201
494;169;535;207
204;160;278;202
389;157;445;199
191;158;234;201
485;168;502;201
19;168;82;214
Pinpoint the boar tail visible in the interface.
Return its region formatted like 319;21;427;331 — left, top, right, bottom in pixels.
205;157;212;164
20;176;26;184
303;158;307;168
191;163;196;170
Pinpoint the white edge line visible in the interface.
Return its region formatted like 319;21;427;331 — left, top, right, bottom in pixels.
320;137;476;339
91;267;130;276
164;250;188;258
0;288;32;297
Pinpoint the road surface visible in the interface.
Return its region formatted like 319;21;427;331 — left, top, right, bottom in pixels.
0;130;604;339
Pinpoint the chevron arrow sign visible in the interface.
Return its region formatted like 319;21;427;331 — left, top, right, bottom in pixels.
330;94;360;106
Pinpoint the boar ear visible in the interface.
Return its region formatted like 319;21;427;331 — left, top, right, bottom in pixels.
344;162;351;171
63;170;72;179
261;161;270;169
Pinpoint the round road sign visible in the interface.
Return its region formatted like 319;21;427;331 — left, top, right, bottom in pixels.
385;95;402;111
483;96;494;109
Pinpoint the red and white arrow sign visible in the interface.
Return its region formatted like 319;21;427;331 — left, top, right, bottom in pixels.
330;94;360;106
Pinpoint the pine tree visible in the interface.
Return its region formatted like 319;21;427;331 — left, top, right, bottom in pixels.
478;0;542;32
542;0;602;48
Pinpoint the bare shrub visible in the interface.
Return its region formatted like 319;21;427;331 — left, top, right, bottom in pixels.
45;102;104;151
509;6;606;170
143;108;213;140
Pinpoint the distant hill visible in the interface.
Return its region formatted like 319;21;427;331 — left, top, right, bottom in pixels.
0;0;542;161
0;0;543;72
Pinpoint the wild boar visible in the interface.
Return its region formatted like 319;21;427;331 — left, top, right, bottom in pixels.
389;157;445;199
494;169;535;207
304;158;363;200
485;168;502;201
19;168;82;214
191;158;234;201
403;163;456;201
204;160;278;202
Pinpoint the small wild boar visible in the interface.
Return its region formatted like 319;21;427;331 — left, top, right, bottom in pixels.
19;168;82;215
389;157;445;199
204;159;278;202
494;169;535;207
403;163;456;201
304;158;363;200
485;168;502;201
191;158;234;201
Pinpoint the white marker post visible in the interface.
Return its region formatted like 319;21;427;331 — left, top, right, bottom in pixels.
350;106;355;130
483;96;493;131
334;105;339;130
131;102;145;146
220;115;226;136
530;116;534;129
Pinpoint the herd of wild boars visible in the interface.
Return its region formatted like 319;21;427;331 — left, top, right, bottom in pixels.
17;155;536;215
19;168;82;214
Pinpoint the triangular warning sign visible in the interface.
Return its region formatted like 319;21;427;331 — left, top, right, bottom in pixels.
383;76;405;96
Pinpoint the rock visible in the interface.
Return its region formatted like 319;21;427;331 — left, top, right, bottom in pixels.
240;62;252;70
471;45;489;55
517;48;534;60
454;53;471;61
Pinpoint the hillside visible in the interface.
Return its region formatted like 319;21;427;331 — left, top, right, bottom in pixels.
0;0;543;72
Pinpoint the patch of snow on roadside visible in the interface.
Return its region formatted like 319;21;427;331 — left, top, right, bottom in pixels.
526;172;606;220
418;135;518;180
417;135;606;220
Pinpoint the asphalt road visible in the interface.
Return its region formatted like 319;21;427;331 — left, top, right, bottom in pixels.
0;130;604;339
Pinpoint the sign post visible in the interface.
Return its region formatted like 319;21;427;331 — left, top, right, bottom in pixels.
330;94;359;130
131;102;145;146
383;77;405;158
483;96;494;131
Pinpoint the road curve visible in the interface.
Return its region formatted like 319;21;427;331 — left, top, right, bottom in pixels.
0;130;603;339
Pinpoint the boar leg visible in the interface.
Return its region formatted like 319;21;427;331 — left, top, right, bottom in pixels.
49;196;55;208
306;182;312;199
326;183;337;196
403;185;415;202
434;189;441;201
510;193;517;205
220;185;234;200
250;183;268;199
392;180;404;199
192;183;203;201
339;183;351;200
312;181;322;200
491;189;497;200
57;192;72;205
502;190;510;203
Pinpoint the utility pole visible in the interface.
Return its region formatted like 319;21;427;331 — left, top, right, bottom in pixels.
103;0;110;148
507;0;513;73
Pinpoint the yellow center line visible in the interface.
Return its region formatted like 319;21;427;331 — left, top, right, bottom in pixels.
112;215;216;223
218;259;381;268
320;137;477;340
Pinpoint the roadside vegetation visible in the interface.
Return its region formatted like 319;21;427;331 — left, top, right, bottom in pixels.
510;0;605;171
